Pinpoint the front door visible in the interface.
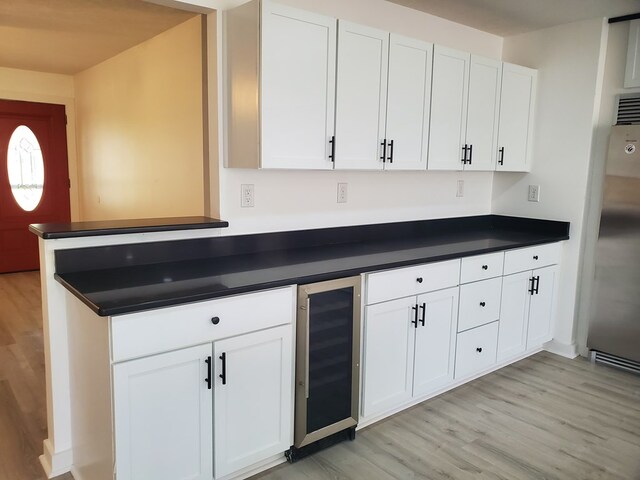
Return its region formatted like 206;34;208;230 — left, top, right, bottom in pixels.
0;99;70;273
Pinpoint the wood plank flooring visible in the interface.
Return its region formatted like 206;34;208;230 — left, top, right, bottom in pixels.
2;271;640;480
0;272;73;480
257;354;640;479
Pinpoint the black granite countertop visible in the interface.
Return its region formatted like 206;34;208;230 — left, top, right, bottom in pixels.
29;216;229;239
53;215;569;316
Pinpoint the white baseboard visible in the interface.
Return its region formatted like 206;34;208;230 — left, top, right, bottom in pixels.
544;339;579;359
40;439;73;479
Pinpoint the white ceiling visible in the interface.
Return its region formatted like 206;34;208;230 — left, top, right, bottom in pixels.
0;0;196;75
386;0;640;36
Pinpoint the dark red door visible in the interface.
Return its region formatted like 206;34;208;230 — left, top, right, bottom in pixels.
0;100;70;273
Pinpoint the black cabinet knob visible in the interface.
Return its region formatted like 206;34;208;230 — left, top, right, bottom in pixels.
211;316;220;325
533;255;539;260
416;277;423;283
476;347;483;353
482;265;488;270
479;301;486;307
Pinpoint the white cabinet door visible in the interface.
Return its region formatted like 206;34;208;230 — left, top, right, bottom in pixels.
334;21;388;170
214;325;293;478
496;63;537;172
413;287;458;397
261;2;337;169
113;344;213;480
385;34;433;171
465;55;502;171
362;296;415;417
428;46;470;171
497;271;531;361
527;265;557;348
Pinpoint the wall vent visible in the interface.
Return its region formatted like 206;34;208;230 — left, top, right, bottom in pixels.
590;350;640;375
615;94;640;124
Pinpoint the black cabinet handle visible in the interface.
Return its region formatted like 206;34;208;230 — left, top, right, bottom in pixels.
479;301;486;307
211;316;220;325
329;136;335;162
533;255;539;260
205;356;212;390
482;265;488;270
528;277;536;295
416;277;423;283
387;139;394;164
531;275;540;295
468;144;473;164
380;139;387;163
462;144;469;164
219;352;226;385
498;147;504;165
419;303;426;326
411;305;419;328
476;347;483;353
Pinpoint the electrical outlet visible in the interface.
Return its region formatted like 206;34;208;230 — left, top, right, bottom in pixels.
456;180;464;198
528;184;540;202
241;184;254;207
337;183;348;203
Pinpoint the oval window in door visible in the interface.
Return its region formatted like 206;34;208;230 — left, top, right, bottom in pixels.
7;125;44;211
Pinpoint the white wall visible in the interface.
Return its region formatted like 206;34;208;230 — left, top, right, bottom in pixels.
214;0;503;234
575;21;640;355
492;18;608;355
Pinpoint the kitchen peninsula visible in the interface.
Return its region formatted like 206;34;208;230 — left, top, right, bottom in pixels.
31;214;569;480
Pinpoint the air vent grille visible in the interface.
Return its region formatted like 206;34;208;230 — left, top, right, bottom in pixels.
590;350;640;375
616;95;640;124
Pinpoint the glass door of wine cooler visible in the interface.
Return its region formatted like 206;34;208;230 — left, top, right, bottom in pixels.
294;276;361;448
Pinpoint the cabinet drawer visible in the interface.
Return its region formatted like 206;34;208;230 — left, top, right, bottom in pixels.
457;277;502;332
460;252;504;283
366;259;460;304
455;321;498;379
504;242;561;275
111;287;295;362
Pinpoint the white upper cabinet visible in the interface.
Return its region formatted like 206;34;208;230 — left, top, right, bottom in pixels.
429;48;502;171
428;46;470;171
385;34;433;171
465;55;502;171
334;21;389;170
496;63;537;172
226;0;337;169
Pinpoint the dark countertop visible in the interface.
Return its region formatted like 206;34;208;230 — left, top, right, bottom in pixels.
53;215;570;317
29;216;229;239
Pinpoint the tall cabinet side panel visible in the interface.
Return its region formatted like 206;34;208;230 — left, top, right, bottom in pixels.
225;0;260;168
66;293;114;480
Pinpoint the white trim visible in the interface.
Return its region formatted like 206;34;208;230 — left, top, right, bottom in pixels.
543;339;579;359
39;439;73;479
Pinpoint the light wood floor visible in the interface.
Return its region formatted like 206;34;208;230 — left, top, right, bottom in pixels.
2;271;640;480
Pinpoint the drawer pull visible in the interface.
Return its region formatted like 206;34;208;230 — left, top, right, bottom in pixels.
205;356;212;390
476;347;483;353
411;305;419;328
482;265;488;270
211;316;220;325
533;255;539;260
219;352;227;385
419;303;426;326
479;301;486;307
416;277;423;283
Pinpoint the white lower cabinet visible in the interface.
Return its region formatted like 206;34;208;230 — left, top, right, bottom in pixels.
214;326;293;478
362;286;458;418
113;344;213;480
455;321;499;379
110;287;295;480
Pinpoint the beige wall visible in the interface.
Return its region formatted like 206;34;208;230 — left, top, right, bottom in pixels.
0;67;80;220
75;16;204;221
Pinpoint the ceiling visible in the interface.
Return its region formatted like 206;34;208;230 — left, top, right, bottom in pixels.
0;0;196;75
386;0;640;36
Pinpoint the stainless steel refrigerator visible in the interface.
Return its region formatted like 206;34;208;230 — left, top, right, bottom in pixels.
588;124;640;370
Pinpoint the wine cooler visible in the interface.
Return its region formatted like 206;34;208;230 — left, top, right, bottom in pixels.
286;276;361;461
